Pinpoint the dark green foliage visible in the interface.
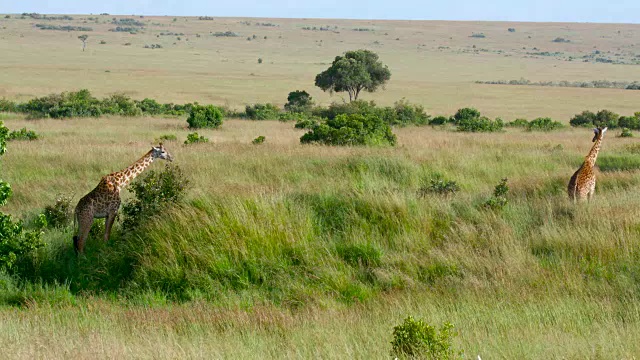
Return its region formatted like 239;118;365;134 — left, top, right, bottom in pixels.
35;24;93;31
598;155;640;172
313;99;429;127
257;58;263;64
570;110;597;127
42;195;73;229
137;98;164;115
22;89;103;118
618;116;640;130
284;90;314;113
429;116;449;126
186;105;223;129
470;33;486;38
0;99;18;113
100;93;142;116
278;112;314;122
418;176;459;197
300;113;397;146
157;134;177;142
252;136;266;144
184;132;209;145
312;100;379;120
552;37;570;43
7;128;39;141
315;49;391;101
506;118;529;127
111;27;141;33
619;128;633;138
383;99;430;126
508;28;516;32
390;316;462;359
212;31;239;37
0;121;44;270
294;118;319;129
452;108;481;124
336;243;382;267
121;165;189;232
245;103;281;120
456;116;504;132
112;18;145;27
526;117;564;131
484;178;509;210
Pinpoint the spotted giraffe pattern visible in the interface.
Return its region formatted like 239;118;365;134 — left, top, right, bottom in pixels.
568;127;607;202
73;144;173;254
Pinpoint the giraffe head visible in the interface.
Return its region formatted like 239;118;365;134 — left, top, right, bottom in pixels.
151;143;173;162
592;127;608;142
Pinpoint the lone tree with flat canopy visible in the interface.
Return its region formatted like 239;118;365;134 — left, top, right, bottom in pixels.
78;34;88;51
314;49;391;102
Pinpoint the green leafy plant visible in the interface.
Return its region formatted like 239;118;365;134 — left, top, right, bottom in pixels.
506;118;529;128
245;103;281;120
300;113;396;146
42;195;73;229
252;135;266;144
284;90;314;114
484;178;509;210
390;316;462;359
186;104;223;129
7;128;39;141
156;134;177;142
418;176;460;197
619;128;633;137
184;132;209;145
525;117;564;131
121;165;189;232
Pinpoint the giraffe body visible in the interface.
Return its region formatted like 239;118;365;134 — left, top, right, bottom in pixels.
568;127;607;202
73;144;173;254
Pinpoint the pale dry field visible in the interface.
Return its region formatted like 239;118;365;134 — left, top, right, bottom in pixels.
0;15;639;120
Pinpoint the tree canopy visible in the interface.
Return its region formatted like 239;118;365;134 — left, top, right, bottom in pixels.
314;50;391;102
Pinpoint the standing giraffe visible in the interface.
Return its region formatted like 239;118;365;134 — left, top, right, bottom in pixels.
72;144;173;254
568;127;607;202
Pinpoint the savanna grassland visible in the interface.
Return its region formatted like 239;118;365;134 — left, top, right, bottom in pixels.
1;13;640;360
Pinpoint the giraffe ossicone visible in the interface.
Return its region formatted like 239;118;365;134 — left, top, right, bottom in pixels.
72;144;173;254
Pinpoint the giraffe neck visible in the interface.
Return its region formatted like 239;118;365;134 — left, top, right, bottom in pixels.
585;137;603;167
115;150;155;191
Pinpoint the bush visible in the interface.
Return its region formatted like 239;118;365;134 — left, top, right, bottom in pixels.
570;110;597;127
277;112;313;122
418;176;459;197
0;99;18;113
184;132;209;145
0;121;45;270
100;93;142;116
137;98;164;115
383;98;430;126
506;118;529;128
257;58;263;64
618;116;640;130
252;136;266;144
452;108;481;124
42;195;73;229
456;116;503;132
595;109;619;128
156;134;177;142
300;113;396;146
390;316;462;360
294;118;319;129
484;178;509;210
121;165;189;232
429;116;449;126
186;105;223;129
7;128;39;141
619;128;633;138
245;103;281;120
526;117;564;131
284;90;314;114
22;89;102;118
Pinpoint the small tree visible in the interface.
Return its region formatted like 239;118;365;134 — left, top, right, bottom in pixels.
78;34;88;51
315;49;391;101
186;105;223;129
284;90;314;113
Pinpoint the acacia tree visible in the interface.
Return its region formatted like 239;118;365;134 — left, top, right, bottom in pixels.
78;34;88;51
0;121;43;270
314;49;391;102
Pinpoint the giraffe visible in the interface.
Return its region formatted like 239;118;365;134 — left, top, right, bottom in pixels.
72;144;173;254
568;127;607;202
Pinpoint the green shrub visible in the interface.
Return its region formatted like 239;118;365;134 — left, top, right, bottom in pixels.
383;98;430;126
294;118;319;129
186;105;223;129
570;110;597;127
22;89;102;118
121;165;189;232
156;134;177;142
526;117;564;131
457;116;503;132
100;93;142;116
618;116;640;130
42;195;73;229
452;107;481;124
484;178;509;209
312;100;380;120
0;121;44;270
418;176;460;197
184;132;209;145
137;98;164;115
390;316;462;360
429;116;449;126
595;109;620;128
300;113;397;146
245;103;281;120
7;128;39;141
506;118;529;128
619;128;633;138
0;99;18;113
284;90;314;114
252;136;266;145
278;112;312;122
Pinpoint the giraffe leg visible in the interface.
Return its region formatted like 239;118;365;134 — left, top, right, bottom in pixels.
74;215;93;255
104;212;117;242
